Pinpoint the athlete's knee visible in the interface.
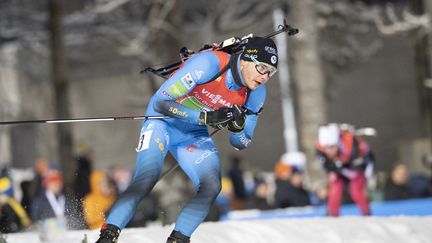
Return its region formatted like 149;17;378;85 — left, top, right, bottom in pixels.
209;178;222;196
134;149;165;180
194;175;221;197
120;168;160;200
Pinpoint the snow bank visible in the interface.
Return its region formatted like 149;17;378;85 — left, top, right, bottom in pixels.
6;216;432;243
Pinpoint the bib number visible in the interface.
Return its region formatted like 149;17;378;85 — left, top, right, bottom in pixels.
136;130;153;152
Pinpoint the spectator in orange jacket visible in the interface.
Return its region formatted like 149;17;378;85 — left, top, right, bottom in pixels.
83;171;116;229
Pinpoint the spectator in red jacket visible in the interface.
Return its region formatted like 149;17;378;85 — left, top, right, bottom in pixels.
316;123;374;216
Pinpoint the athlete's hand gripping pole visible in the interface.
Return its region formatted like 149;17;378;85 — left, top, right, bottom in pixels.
199;105;247;131
199;107;234;129
227;104;246;133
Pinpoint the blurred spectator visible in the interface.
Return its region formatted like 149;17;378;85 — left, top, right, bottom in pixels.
16;159;49;220
384;164;413;201
288;170;311;206
20;158;51;216
0;177;31;233
20;180;33;215
274;152;311;208
32;159;50;198
83;170;116;229
227;155;248;210
74;143;94;200
246;178;273;210
110;166;131;194
0;168;9;178
31;170;70;232
73;143;95;229
309;182;328;206
316;123;374;216
408;173;432;199
274;160;292;181
274;158;292;208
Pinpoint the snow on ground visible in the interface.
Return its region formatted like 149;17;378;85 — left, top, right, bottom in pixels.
5;216;432;243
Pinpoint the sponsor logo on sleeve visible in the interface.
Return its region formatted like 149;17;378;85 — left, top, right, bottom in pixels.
226;75;234;87
162;90;174;99
187;137;209;153
167;81;187;98
169;106;188;117
154;138;165;153
194;70;204;80
187;145;197;152
181;73;196;89
239;134;251;147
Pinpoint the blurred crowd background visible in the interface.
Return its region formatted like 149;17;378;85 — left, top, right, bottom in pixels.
0;0;432;235
0;139;430;234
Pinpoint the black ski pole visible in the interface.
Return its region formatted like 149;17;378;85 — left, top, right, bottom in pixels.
0;115;169;126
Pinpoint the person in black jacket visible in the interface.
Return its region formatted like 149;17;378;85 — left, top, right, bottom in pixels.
274;152;310;208
384;164;413;201
73;144;95;229
74;145;94;201
246;178;273;210
227;155;248;209
275;169;310;208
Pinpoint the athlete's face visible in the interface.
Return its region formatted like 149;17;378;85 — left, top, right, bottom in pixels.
324;145;339;158
240;60;271;90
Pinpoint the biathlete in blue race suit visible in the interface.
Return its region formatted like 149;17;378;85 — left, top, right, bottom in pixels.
96;37;279;243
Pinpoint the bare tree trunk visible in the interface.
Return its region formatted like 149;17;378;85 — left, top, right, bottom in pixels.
412;0;432;151
147;0;184;92
287;0;326;179
48;0;75;193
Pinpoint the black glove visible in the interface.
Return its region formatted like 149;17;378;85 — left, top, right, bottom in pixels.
227;105;246;133
199;107;234;129
324;159;343;173
350;157;367;170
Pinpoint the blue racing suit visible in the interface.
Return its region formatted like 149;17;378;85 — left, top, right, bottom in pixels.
106;50;266;237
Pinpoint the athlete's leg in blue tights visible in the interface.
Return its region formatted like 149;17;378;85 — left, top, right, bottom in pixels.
106;120;169;228
170;136;222;237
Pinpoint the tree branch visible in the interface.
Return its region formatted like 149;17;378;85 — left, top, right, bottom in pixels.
371;5;430;35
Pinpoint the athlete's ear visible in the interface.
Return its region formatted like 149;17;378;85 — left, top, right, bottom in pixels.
239;59;246;71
